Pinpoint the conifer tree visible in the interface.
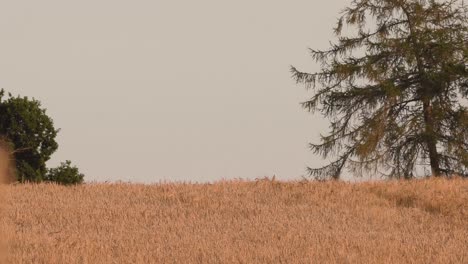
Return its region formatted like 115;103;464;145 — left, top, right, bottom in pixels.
292;0;467;180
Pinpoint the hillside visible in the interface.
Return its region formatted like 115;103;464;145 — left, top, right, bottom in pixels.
1;178;467;263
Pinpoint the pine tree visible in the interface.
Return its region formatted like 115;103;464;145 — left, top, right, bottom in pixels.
292;0;468;180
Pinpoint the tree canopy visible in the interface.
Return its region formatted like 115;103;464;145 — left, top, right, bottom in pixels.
292;0;468;180
0;90;58;182
0;89;84;184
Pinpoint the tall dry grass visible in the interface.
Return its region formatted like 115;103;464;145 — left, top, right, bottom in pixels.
0;140;14;264
1;177;467;263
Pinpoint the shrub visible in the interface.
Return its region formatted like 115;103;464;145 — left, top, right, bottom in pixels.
0;89;84;184
46;161;84;185
0;89;58;182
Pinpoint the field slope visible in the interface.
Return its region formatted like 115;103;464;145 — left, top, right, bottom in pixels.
1;178;467;263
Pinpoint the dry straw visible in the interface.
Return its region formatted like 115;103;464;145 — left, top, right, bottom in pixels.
0;138;14;263
1;177;467;263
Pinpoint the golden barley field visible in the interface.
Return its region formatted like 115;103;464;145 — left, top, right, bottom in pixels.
0;177;467;264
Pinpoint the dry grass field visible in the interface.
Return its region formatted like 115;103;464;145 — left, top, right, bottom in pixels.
0;177;467;264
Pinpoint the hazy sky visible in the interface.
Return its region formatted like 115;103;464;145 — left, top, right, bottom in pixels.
1;0;349;183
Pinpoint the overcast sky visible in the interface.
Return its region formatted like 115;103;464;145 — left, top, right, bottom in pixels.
0;0;349;183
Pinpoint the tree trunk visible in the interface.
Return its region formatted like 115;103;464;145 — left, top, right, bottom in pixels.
401;6;442;177
422;99;441;176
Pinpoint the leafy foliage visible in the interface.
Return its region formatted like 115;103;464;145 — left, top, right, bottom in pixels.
46;160;84;185
292;0;468;180
0;89;58;182
0;89;84;184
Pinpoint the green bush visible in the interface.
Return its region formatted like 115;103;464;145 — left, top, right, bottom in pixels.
46;161;84;185
0;89;58;182
0;89;84;184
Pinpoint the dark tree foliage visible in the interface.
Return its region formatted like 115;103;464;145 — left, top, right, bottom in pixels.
0;89;58;182
45;160;84;185
292;0;468;180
